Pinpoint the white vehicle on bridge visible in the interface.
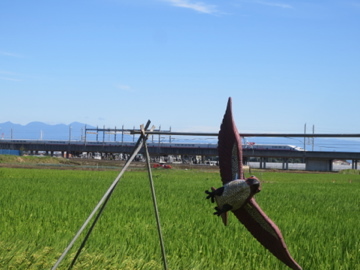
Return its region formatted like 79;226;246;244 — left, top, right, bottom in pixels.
243;144;304;151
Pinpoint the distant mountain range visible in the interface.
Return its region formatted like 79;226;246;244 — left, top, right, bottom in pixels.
0;121;147;142
0;121;93;141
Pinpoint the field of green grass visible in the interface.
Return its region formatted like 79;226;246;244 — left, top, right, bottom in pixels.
1;165;359;269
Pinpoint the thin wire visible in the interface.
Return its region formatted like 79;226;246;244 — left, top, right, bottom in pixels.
51;120;151;270
142;128;168;270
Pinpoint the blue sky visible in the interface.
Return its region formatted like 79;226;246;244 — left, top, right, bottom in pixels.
1;0;359;134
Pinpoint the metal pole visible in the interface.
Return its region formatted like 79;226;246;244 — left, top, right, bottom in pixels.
122;125;124;143
103;125;105;143
130;130;360;138
312;125;315;151
303;123;306;151
51;120;152;270
69;126;72;142
169;127;171;143
158;125;161;144
84;125;86;142
141;127;168;270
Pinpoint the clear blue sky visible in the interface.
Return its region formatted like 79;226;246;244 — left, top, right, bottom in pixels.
1;0;359;133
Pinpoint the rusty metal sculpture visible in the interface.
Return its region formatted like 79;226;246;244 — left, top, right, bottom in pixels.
205;97;302;270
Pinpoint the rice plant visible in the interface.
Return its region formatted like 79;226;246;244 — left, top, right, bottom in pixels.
0;167;359;269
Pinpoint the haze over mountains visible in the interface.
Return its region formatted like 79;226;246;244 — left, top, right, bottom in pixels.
0;121;93;141
0;122;149;143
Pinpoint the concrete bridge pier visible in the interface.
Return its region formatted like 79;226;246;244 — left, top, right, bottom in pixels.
62;151;70;158
45;151;54;156
243;157;248;165
306;158;333;171
352;160;358;169
282;158;289;170
259;158;267;169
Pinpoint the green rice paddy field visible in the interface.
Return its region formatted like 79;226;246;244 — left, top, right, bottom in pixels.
1;166;359;269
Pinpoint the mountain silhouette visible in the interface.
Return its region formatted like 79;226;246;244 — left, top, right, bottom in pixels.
0;122;93;141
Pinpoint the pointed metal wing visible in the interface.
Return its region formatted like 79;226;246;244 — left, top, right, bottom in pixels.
218;97;302;270
218;97;244;183
233;200;302;270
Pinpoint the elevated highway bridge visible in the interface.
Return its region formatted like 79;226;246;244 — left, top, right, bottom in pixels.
1;137;360;171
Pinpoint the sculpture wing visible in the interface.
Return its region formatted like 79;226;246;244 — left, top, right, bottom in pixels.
218;97;244;184
233;199;302;270
218;97;302;270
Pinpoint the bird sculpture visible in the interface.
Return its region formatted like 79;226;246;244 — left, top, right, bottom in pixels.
205;97;302;270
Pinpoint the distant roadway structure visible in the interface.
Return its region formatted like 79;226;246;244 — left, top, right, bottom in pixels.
1;129;360;172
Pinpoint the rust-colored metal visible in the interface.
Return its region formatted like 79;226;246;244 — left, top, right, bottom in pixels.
206;97;302;270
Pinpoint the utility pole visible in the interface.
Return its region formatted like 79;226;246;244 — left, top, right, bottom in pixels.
169;126;172;143
303;123;306;151
312;125;315;151
121;125;124;143
69;126;72;142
